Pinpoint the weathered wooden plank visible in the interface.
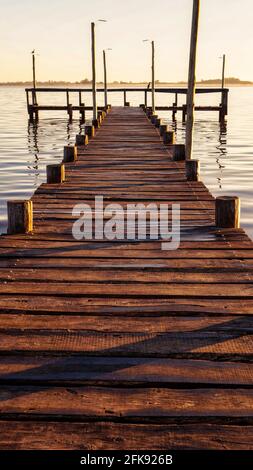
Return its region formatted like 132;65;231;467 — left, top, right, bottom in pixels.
0;314;252;332
0;356;252;386
0;295;252;315
0;421;252;450
0;257;249;270
1;281;253;298
0;329;251;356
1;248;253;260
0;386;252;419
0;268;252;284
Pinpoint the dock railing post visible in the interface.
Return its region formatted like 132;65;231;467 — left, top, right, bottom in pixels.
186;159;200;181
163;130;175;145
215;196;240;229
63;145;77;162
7;200;33;234
47;164;65;184
185;0;200;160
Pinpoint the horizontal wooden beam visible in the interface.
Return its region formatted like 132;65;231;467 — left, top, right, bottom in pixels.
25;87;229;94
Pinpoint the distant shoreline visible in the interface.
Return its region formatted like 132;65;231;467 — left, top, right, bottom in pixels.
0;78;252;87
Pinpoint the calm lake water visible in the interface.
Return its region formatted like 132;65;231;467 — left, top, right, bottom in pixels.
0;86;252;238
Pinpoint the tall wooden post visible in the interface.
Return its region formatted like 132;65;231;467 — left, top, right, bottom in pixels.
103;50;108;108
151;41;155;114
32;50;37;106
219;54;227;122
221;54;226;89
91;22;97;122
185;0;200;160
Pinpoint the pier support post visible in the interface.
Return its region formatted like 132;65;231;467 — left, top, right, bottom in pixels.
219;89;228;123
75;134;88;146
172;93;178;121
163;131;175;145
80;103;85;123
159;124;168;137
123;91;130;106
172;144;186;161
7;200;33;234
63;145;77;163
85;125;95;138
67;104;73;123
215;196;240;229
182;104;187;123
28;105;34;122
47;164;65;184
185;159;200;181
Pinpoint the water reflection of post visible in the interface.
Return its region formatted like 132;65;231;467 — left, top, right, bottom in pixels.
216;120;228;189
27;120;40;188
66;119;72;144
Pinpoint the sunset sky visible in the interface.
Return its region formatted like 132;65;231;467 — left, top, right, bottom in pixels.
1;0;252;83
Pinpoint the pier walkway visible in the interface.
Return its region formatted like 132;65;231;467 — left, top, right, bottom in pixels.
0;107;252;449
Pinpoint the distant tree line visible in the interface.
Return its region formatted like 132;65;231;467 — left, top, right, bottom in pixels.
0;77;252;86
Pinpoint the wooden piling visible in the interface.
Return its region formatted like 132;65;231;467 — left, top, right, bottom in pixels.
97;111;103;123
151;114;158;125
67;104;73;122
151;40;155;113
28;105;34;122
146;107;153;118
185;159;200;181
215;196;240;229
163;130;175;145
63;145;77;162
75;134;88;146
80;103;85;123
159;124;168;136
185;0;200;159
91;22;97;121
46;164;65;184
92;119;100;128
182;104;187;123
7;200;33;234
103;50;108;108
85;125;95;137
172;144;186;161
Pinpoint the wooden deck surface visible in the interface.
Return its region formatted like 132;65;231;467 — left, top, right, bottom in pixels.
0;107;252;450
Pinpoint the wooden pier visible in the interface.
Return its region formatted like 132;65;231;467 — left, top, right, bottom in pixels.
26;86;229;123
0;106;252;450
